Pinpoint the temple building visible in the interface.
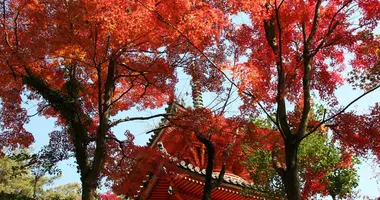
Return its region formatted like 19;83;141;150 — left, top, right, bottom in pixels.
139;101;262;200
121;68;269;199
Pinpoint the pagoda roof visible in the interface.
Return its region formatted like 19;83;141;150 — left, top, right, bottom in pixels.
146;99;186;146
142;173;265;200
129;100;275;199
174;158;252;187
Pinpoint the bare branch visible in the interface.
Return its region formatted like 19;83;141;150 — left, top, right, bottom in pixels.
146;125;171;134
310;0;353;57
299;84;380;141
27;104;50;117
213;96;239;113
244;91;284;139
218;82;234;116
306;0;322;46
273;1;292;138
110;113;174;128
105;136;127;166
277;0;285;9
107;83;134;108
138;1;280;134
212;163;226;189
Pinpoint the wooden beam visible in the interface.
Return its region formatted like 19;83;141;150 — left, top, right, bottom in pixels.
174;193;184;200
190;147;201;167
169;180;184;200
201;145;205;167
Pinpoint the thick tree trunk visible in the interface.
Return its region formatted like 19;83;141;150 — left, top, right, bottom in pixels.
203;190;212;200
198;135;215;200
284;142;301;200
202;151;214;200
23;70;98;200
23;60;117;200
195;134;226;200
82;180;97;200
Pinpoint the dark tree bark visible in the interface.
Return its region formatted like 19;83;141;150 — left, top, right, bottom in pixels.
283;141;301;200
82;182;97;200
22;60;116;200
32;175;40;199
272;139;302;200
196;134;226;200
262;1;321;199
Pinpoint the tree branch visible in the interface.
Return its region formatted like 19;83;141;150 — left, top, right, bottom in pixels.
105;136;127;166
310;0;352;57
110;113;173;128
92;59;117;180
273;0;291;137
299;84;380;141
306;0;322;46
212;163;226;189
27;104;50;117
218;82;234;116
22;67;91;178
146;125;172;134
139;0;280;137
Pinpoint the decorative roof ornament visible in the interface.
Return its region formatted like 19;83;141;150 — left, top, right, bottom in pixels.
189;60;204;109
168;186;173;195
157;141;168;155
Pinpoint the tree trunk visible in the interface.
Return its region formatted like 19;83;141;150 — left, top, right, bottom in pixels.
32;175;39;199
202;152;213;200
203;190;212;200
22;60;114;200
197;135;215;200
284;141;301;200
23;71;94;200
195;132;228;200
82;180;97;200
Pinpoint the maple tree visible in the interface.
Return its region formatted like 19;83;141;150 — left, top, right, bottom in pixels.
149;0;378;199
146;0;379;197
337;32;380;160
0;0;228;199
216;0;379;199
1;0;379;199
349;33;380;90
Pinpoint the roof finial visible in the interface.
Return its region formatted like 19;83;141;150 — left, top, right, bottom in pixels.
189;60;204;108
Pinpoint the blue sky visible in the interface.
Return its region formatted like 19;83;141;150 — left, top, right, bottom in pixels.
334;84;380;199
